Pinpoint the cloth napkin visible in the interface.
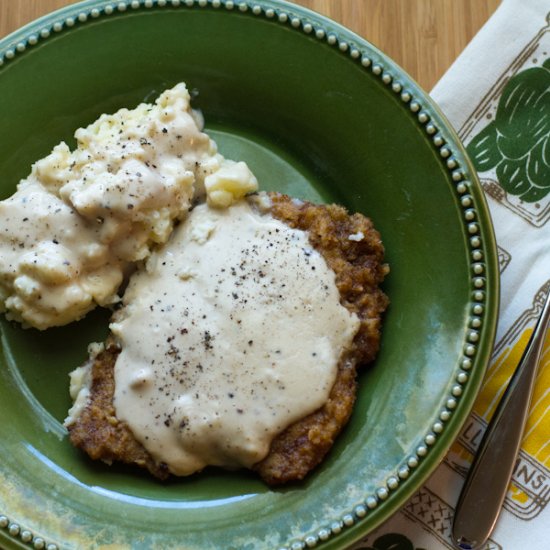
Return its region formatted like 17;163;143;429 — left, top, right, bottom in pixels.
352;0;550;549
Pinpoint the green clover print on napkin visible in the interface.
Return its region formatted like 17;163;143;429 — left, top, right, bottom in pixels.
467;57;550;202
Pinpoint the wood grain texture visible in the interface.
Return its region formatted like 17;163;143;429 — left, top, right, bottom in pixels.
0;0;501;91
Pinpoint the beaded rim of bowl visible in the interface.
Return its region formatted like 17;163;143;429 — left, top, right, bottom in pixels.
0;1;494;549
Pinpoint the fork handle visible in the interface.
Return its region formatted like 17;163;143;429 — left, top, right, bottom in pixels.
452;291;550;550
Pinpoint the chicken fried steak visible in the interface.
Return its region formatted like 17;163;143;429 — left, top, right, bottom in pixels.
67;194;389;485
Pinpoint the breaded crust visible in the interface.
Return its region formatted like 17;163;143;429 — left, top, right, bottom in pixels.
67;194;389;484
68;344;170;479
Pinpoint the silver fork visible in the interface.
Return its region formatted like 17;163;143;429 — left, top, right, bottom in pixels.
452;287;550;550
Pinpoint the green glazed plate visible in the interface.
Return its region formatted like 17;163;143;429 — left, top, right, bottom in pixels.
0;1;498;549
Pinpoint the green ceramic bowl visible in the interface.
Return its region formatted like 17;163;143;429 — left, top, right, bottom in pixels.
0;1;498;549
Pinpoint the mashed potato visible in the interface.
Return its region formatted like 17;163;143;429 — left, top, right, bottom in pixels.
0;83;257;329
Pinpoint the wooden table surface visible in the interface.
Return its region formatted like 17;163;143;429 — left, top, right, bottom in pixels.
0;0;501;91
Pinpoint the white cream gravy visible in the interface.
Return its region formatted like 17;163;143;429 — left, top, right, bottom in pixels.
111;200;360;475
